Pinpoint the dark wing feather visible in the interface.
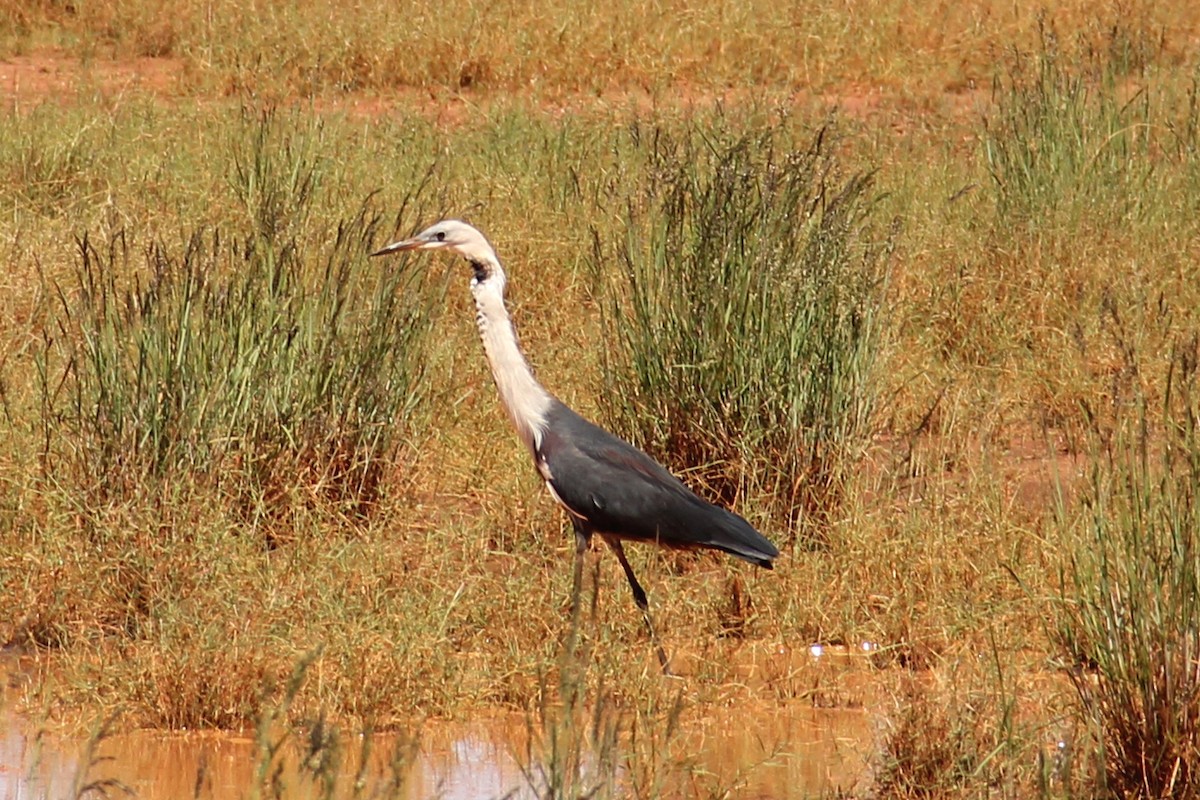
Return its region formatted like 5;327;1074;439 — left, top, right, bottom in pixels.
537;401;778;568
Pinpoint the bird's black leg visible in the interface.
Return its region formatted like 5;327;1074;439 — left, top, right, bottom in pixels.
571;521;589;602
565;519;591;662
603;536;672;675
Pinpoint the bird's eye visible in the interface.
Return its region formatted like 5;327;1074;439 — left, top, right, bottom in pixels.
435;231;446;242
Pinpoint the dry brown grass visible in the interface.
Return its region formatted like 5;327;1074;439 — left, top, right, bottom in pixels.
2;0;1197;98
1;3;1199;797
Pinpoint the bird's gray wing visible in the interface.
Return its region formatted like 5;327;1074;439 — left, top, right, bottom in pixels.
536;402;777;567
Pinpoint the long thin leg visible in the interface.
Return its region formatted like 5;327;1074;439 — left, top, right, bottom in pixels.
602;536;672;674
565;520;590;659
571;523;588;610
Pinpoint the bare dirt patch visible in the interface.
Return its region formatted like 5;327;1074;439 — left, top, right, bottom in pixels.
1;50;991;140
0;52;185;107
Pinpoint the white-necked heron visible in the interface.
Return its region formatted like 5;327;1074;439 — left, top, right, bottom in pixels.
372;219;778;672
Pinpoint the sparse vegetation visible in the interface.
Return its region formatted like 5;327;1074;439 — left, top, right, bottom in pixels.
1;2;1200;798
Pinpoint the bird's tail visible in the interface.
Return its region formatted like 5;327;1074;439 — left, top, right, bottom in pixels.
697;505;779;568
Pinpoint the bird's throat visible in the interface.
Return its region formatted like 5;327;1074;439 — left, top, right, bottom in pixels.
469;259;489;283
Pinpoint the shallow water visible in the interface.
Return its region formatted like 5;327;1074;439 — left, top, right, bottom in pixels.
1;646;880;799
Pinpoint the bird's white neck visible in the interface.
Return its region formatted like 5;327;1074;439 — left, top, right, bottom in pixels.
469;259;552;454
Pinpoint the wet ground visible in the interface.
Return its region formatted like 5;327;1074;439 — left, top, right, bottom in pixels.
1;647;880;799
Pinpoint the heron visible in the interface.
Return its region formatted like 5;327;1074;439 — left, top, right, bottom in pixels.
371;219;779;672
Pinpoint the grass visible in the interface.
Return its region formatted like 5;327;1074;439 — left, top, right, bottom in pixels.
1;2;1200;798
34;109;437;528
591;117;890;540
2;0;1198;98
981;17;1193;234
1055;338;1200;798
873;673;1006;798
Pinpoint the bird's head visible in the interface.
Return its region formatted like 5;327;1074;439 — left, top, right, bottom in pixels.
370;219;499;270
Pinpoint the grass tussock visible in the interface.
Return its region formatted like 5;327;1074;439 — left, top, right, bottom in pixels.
592;120;890;539
981;18;1198;233
873;676;1003;799
1056;336;1200;799
908;23;1200;449
870;636;1104;800
34;110;436;526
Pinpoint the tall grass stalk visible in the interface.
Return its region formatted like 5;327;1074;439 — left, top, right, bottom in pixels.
592;121;891;539
247;649;419;800
69;715;135;800
516;559;621;800
1056;336;1200;798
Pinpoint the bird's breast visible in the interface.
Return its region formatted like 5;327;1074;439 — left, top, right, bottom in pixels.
544;479;588;522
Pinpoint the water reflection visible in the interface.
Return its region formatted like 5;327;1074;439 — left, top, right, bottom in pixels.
1;647;877;799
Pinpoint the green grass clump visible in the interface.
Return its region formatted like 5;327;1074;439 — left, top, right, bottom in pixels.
1056;338;1200;798
34;110;437;525
981;19;1197;233
592;121;890;539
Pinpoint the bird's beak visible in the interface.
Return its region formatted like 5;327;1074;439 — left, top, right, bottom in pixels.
369;237;426;257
